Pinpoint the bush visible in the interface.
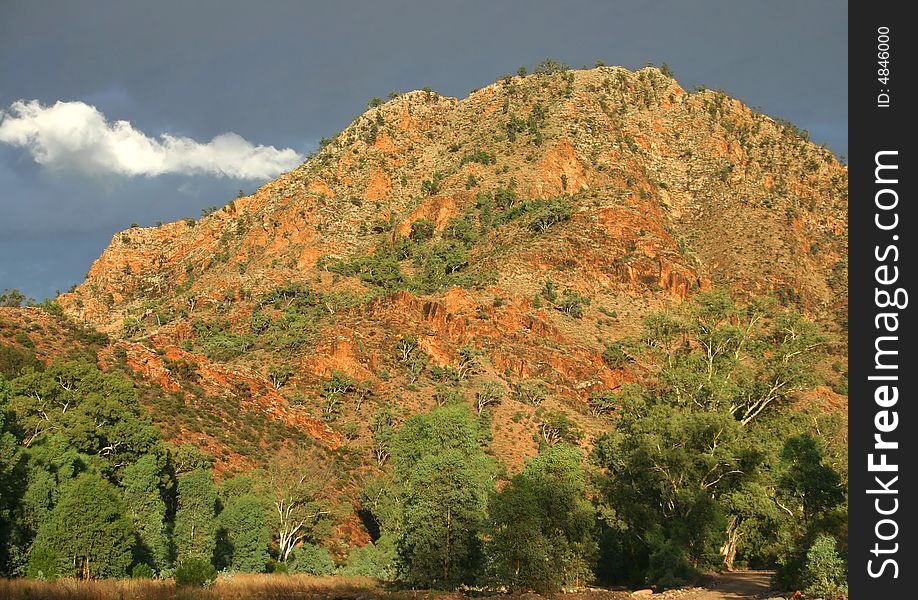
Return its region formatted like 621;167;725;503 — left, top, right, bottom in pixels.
131;563;155;579
802;536;847;599
460;150;497;166
341;537;397;579
26;545;59;580
372;217;394;233
541;279;558;303
174;557;217;587
289;542;335;575
535;58;571;74
647;540;698;590
602;341;633;368
512;380;548;406
556;289;590;318
409;218;435;242
270;560;289;574
0;344;42;379
421;172;444;196
443;215;478;246
528;197;573;232
13;331;34;348
123;317;142;337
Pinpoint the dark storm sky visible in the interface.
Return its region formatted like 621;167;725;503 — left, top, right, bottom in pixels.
0;0;847;301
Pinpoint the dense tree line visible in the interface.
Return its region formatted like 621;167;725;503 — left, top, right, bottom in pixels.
339;291;846;595
0;359;336;581
0;291;847;596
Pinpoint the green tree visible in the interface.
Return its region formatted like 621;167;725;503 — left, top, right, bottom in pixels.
528;197;573;233
537;411;583;447
268;365;293;389
9;359;161;478
0;288;34;307
0;344;42;380
778;435;844;527
511;380;548;406
412;242;470;292
535;58;570;74
19;440;70;502
170;443;215;474
370;405;396;465
31;472;134;579
392;405;496;588
474;380;503;414
593;397;750;585
341;534;397;578
25;544;58;580
320;370;359;420
121;454;169;572
259;448;335;563
17;436;88;563
289;542;335;575
443;215;478;246
0;377;27;574
218;493;270;572
556;289;590;318
602;340;634;369
592;291;833;587
409;218;435;242
174;468;217;564
802;535;847;599
640;290;825;425
485;445;597;592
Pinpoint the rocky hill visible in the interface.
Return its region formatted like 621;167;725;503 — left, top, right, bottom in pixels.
17;65;846;539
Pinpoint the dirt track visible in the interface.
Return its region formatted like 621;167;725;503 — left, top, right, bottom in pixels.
668;571;776;599
557;570;779;600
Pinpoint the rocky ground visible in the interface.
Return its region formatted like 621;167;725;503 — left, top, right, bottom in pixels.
624;571;781;600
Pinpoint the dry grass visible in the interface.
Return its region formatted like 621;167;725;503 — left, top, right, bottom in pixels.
0;576;642;600
0;574;388;600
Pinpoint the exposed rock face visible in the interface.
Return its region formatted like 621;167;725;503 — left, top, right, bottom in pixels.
61;67;846;333
45;66;845;498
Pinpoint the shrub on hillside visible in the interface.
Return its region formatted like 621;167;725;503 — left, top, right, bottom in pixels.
460;150;497;166
528;197;573;232
409;219;435;242
0;344;42;379
602;340;633;369
556;289;590;318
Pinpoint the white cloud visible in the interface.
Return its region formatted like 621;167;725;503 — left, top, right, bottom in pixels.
0;99;304;179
